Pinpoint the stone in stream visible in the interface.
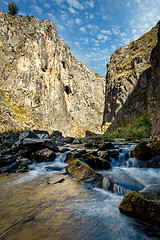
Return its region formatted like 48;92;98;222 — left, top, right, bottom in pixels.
82;151;111;170
32;148;57;162
19;130;39;142
97;142;115;151
119;191;160;226
0;154;17;168
22;138;59;152
131;143;156;160
66;159;103;187
98;151;112;162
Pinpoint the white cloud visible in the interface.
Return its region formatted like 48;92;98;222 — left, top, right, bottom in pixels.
80;27;86;32
97;34;108;42
66;19;74;27
57;24;65;31
47;13;56;22
112;26;120;35
34;6;42;15
101;30;112;35
1;0;8;5
68;7;77;14
66;0;84;10
44;3;50;8
85;0;94;8
75;18;82;24
89;14;94;19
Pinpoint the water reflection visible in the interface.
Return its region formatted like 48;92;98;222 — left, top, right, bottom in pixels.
0;170;160;240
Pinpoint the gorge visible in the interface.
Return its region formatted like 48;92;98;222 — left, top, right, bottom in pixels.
0;10;160;139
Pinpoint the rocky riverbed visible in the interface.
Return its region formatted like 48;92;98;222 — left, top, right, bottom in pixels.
0;130;160;239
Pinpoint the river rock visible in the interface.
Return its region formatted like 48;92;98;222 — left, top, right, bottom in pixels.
19;130;39;142
98;142;115;151
64;137;75;143
82;152;111;170
0;155;17;168
66;159;103;187
32;148;56;162
2;132;20;148
0;161;22;173
131;143;156;160
18;162;29;172
50;131;63;139
84;142;94;148
149;142;160;154
65;152;74;162
119;191;160;226
98;151;111;162
22;138;59;152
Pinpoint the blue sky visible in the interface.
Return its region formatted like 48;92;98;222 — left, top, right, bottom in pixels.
1;0;160;76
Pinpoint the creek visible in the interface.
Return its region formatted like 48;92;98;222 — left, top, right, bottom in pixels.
0;143;160;240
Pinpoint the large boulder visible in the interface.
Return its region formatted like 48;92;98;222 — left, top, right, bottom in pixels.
66;159;103;187
97;142;115;151
131;143;156;160
119;191;160;226
32;148;56;162
82;152;111;170
22;138;59;152
19;130;39;142
2;132;20;148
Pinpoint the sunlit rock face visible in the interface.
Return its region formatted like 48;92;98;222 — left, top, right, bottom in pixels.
102;23;159;133
0;10;105;136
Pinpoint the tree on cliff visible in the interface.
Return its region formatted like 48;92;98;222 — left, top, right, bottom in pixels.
8;2;19;15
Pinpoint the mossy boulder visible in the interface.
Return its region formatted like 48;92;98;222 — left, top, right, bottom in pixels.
119;191;160;226
98;151;111;162
82;151;111;170
66;159;103;187
149;142;160;154
131;143;156;160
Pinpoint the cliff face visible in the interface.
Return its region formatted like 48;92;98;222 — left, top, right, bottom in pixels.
0;11;105;137
102;23;159;135
149;21;160;139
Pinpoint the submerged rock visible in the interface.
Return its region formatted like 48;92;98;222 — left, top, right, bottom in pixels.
103;168;145;195
119;191;160;226
66;159;103;187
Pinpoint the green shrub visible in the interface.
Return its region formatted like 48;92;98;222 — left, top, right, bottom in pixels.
8;2;19;15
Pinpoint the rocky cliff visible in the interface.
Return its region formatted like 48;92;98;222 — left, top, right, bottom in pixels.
0;11;105;137
149;21;160;139
103;22;159;139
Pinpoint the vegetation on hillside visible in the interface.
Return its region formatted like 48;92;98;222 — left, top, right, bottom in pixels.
104;113;151;140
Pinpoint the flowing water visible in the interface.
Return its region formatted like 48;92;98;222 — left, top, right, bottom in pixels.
0;143;160;240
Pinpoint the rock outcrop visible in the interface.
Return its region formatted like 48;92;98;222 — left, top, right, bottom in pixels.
102;22;159;139
0;11;105;137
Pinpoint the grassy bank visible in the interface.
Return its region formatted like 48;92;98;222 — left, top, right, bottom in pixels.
104;113;151;140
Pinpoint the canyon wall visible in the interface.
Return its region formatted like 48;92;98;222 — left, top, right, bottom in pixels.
149;21;160;139
0;11;105;137
103;21;160;139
